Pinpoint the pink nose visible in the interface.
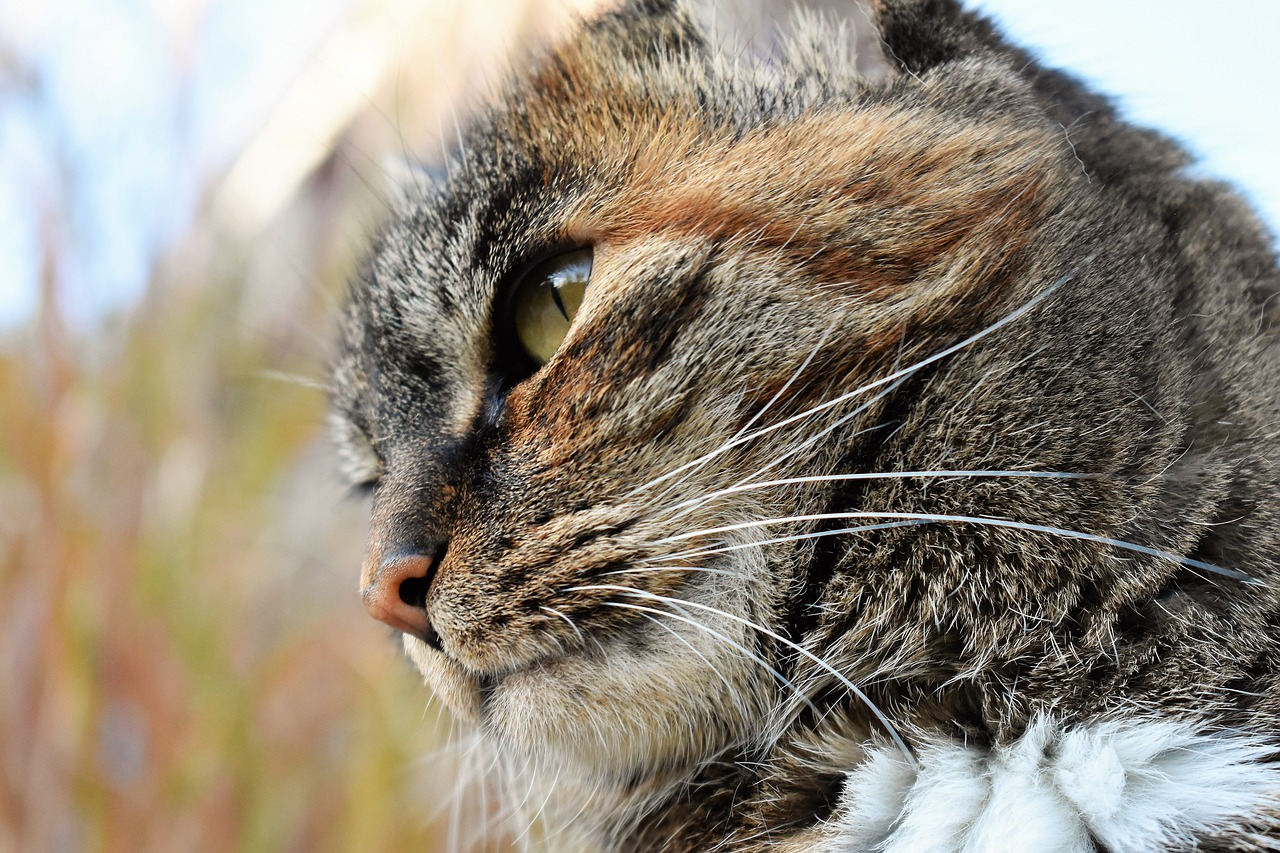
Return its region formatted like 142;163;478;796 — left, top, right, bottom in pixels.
360;551;439;644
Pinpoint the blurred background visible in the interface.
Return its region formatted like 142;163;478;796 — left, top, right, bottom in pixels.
0;0;1275;850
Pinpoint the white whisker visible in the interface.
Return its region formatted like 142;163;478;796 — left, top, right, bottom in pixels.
513;755;560;848
713;385;903;500
541;606;587;646
664;469;1099;516
599;564;747;579
729;321;835;443
659;511;1254;582
654;520;933;562
595;600;820;719
580;585;918;768
258;368;334;394
629;262;1089;498
633;609;741;705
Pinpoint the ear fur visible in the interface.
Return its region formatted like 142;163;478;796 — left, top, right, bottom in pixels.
606;0;892;82
648;0;1012;82
595;0;1192;210
869;0;1194;199
870;0;1008;75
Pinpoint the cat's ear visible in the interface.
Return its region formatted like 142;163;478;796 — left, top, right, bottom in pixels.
866;0;1010;76
657;0;1011;80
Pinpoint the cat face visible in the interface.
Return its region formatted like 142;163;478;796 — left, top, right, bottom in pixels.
329;0;1280;809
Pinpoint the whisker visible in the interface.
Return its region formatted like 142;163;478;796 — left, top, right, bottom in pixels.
540;606;587;647
707;385;903;503
645;325;865;514
639;298;839;515
664;469;1099;516
257;368;334;394
729;321;835;443
598;564;747;579
650;381;898;519
446;733;465;853
513;756;560;848
538;766;598;844
629;261;1089;498
508;748;542;846
595;600;821;719
581;586;918;768
660;511;1255;582
632;609;741;706
653;520;933;563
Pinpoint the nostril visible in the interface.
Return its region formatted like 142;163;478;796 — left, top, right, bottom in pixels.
398;574;430;609
398;540;446;609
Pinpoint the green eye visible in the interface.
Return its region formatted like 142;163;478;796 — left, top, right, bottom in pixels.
510;247;592;366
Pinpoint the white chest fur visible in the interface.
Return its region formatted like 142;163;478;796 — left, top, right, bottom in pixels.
826;715;1279;852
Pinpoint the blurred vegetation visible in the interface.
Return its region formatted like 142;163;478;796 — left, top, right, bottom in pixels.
0;150;456;851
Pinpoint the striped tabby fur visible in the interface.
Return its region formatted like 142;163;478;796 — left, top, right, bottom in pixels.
329;0;1280;849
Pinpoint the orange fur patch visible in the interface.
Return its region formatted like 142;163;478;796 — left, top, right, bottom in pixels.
564;107;1057;298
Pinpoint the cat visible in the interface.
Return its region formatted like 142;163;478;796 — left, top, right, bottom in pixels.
328;0;1280;849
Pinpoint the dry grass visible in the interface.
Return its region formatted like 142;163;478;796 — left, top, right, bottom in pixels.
0;201;451;851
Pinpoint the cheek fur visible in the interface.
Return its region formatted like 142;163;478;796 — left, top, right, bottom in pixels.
481;621;770;776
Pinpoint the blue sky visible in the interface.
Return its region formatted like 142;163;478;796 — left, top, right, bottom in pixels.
0;0;1276;328
971;0;1280;229
0;0;338;327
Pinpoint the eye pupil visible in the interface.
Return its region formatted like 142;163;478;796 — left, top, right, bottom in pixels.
510;248;593;366
549;283;572;321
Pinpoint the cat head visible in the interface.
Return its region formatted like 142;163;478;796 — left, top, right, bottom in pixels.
330;0;1244;798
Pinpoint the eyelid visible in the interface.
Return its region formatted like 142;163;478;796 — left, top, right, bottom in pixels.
347;478;380;499
332;413;385;495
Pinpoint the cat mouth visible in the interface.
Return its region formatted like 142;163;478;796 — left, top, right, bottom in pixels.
406;615;577;679
403;628;587;726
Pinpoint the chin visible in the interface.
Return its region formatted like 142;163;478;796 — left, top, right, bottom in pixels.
407;625;770;783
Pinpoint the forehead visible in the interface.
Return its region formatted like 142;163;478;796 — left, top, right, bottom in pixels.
332;6;1064;422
